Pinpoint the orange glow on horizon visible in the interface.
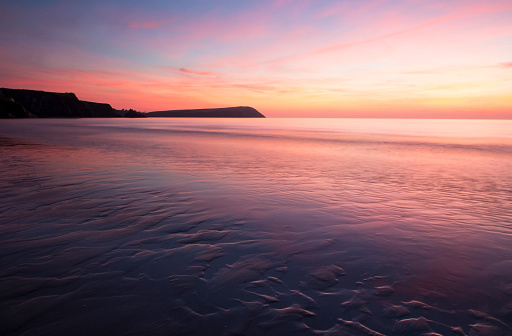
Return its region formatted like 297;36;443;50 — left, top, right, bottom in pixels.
0;0;511;118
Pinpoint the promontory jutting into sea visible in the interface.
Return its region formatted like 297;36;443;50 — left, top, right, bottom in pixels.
0;88;265;118
1;116;511;335
2;0;512;334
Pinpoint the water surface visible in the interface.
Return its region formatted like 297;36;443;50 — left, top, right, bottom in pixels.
1;118;511;335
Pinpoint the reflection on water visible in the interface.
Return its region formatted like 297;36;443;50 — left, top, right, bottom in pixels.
1;118;512;335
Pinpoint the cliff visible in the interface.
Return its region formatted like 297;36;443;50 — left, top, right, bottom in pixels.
0;88;120;118
0;91;34;118
146;106;265;118
81;101;120;118
0;88;264;119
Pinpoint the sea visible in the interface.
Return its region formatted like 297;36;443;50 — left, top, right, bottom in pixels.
1;118;511;335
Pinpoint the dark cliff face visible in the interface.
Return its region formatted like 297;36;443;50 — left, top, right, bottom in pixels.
1;88;90;118
80;101;120;118
0;88;263;119
146;106;265;118
0;88;120;118
0;91;33;118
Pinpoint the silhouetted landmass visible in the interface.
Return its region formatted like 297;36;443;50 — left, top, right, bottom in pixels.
116;108;147;118
0;88;263;119
80;101;120;118
0;91;34;118
0;88;120;118
146;106;265;118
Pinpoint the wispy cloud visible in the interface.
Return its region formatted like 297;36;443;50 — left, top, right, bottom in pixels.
166;67;219;77
261;1;512;68
130;19;174;28
2;0;512;117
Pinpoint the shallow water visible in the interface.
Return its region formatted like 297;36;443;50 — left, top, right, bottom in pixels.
1;118;511;335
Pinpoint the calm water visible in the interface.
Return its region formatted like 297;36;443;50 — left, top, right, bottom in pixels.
1;118;511;335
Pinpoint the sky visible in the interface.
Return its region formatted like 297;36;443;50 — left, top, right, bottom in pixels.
0;0;511;118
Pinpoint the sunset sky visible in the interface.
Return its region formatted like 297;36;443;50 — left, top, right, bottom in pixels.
1;0;511;118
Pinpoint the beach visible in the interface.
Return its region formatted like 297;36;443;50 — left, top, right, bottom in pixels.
1;118;512;335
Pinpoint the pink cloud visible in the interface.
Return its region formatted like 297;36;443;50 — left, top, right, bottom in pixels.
166;68;218;77
3;0;512;118
178;68;216;76
314;1;512;56
129;19;174;28
252;0;512;70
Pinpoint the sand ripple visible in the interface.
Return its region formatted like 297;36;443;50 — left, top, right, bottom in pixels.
1;120;512;335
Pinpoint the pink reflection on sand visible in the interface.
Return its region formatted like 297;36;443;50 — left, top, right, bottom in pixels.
1;118;511;335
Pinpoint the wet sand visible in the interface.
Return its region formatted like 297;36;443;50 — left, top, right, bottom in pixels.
1;119;512;335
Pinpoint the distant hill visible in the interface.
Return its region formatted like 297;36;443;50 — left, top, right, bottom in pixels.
0;88;264;119
0;88;120;118
146;106;265;118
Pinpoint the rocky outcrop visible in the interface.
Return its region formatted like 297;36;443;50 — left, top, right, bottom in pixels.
80;101;120;118
146;106;265;118
0;91;34;118
124;110;147;118
0;88;120;118
0;88;264;119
